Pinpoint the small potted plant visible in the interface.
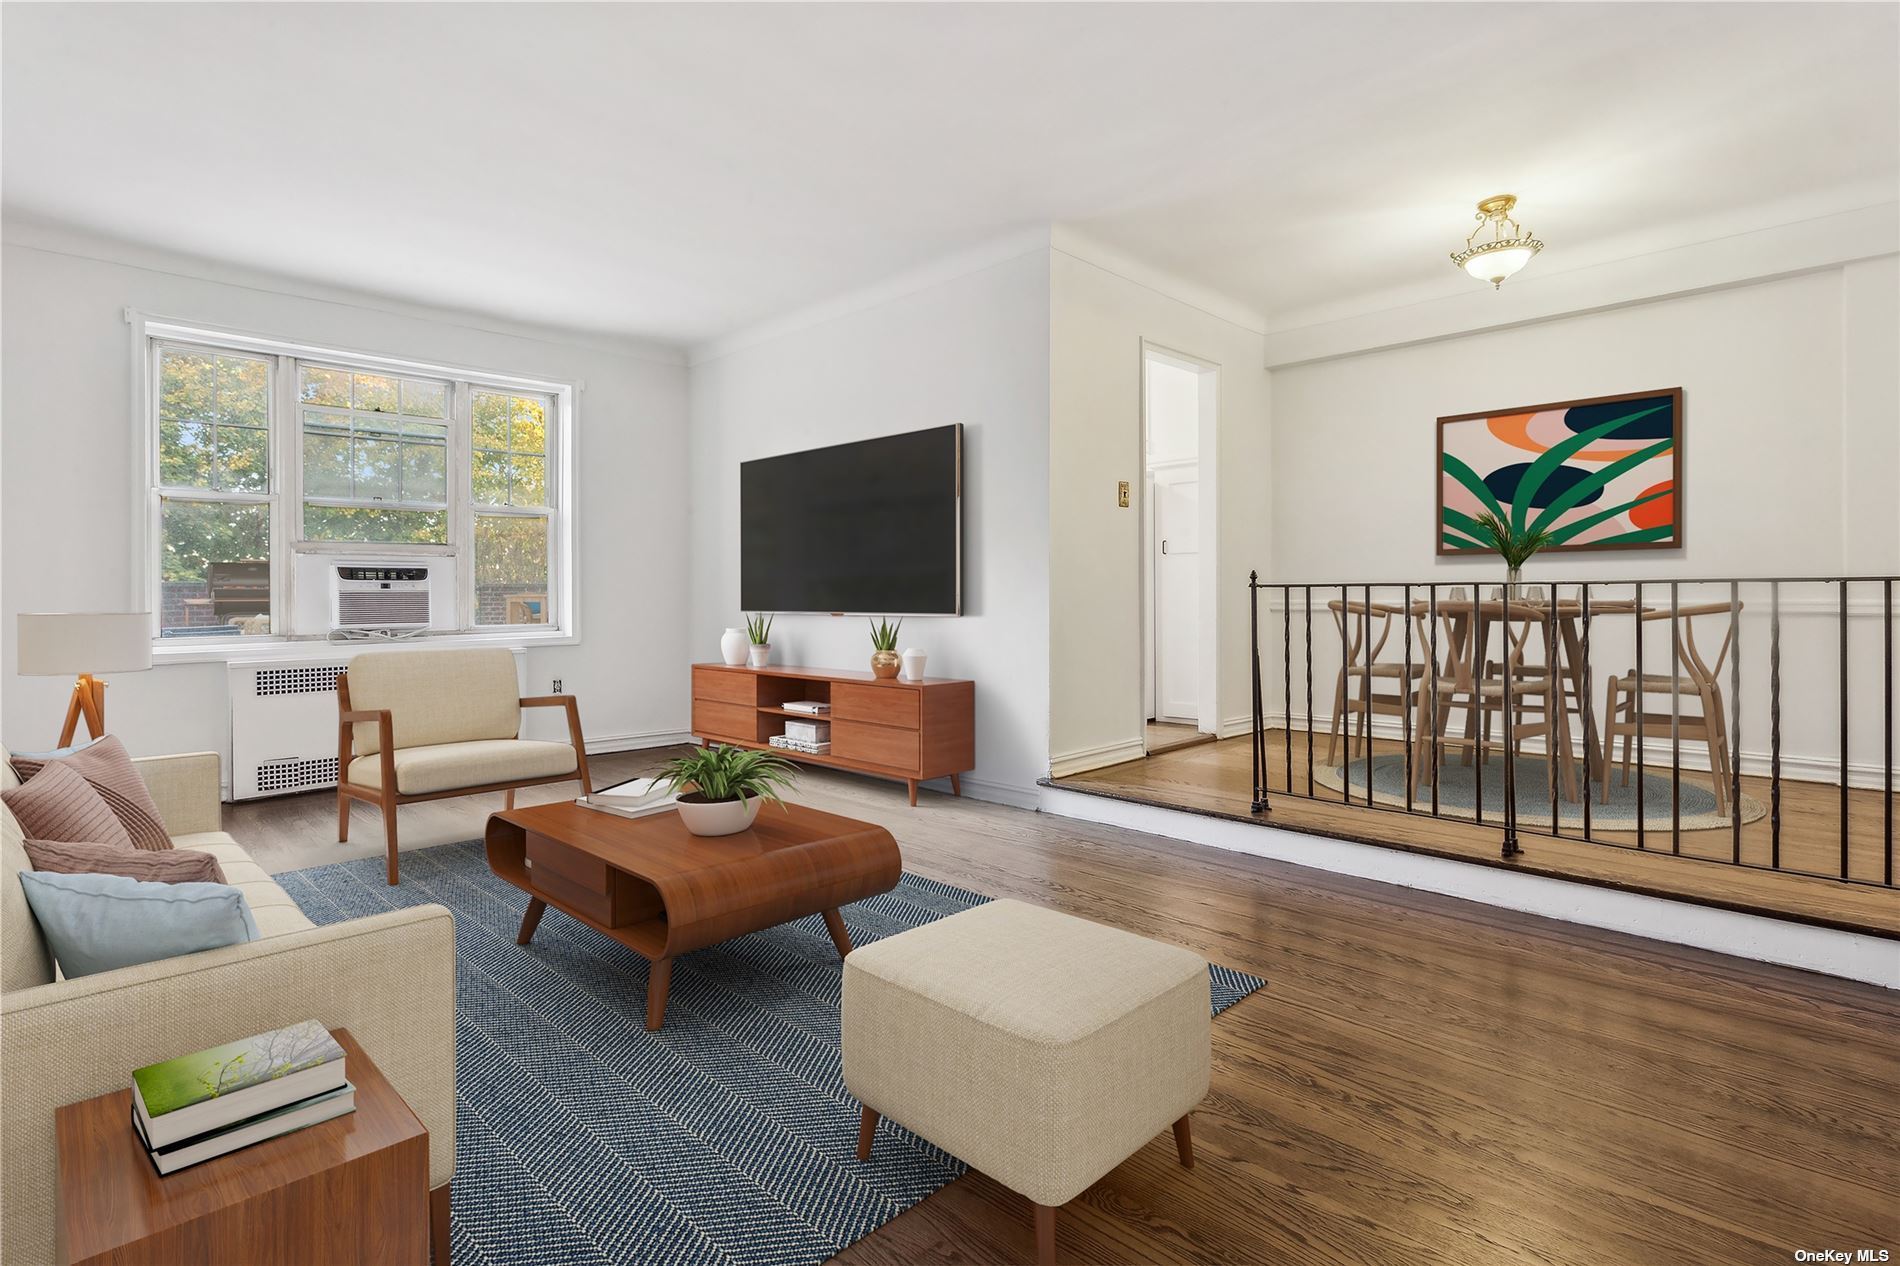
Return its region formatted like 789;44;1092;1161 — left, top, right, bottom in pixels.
745;612;774;668
868;617;902;679
1471;510;1553;599
649;743;799;836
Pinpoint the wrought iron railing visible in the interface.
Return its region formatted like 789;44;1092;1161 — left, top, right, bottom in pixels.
1247;573;1897;888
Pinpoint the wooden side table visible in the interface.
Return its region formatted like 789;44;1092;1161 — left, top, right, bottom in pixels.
56;1028;432;1266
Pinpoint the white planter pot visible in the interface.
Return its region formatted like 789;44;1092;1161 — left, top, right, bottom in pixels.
747;642;771;668
900;648;928;681
675;794;763;837
719;627;748;666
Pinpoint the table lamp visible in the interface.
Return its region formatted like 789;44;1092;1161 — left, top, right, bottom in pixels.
16;613;153;746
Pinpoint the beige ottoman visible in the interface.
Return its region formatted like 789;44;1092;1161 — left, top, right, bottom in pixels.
843;898;1210;1264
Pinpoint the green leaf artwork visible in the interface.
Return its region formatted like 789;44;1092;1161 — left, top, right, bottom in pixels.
1438;392;1679;556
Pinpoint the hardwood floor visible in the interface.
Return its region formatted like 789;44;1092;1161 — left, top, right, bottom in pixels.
235;752;1900;1266
1145;721;1214;756
1060;730;1900;938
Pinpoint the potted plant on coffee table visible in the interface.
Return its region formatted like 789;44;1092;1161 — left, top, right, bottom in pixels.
650;743;800;837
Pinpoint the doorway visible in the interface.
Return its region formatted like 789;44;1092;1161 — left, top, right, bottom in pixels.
1140;344;1218;754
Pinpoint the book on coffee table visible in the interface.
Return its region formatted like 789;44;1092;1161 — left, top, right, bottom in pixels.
577;776;680;820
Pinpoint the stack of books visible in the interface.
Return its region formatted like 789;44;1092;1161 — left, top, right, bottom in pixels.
576;776;680;820
770;732;832;755
131;1020;354;1175
782;700;830;715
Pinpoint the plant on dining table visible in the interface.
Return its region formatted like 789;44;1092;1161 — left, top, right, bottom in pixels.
1471;510;1553;590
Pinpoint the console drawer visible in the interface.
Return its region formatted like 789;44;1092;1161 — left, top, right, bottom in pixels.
693;699;758;741
832;719;919;771
832;682;920;728
694;668;759;706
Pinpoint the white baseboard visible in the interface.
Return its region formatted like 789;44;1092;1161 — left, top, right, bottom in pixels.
583;729;694;755
1037;785;1896;989
923;773;1042;811
1050;739;1148;778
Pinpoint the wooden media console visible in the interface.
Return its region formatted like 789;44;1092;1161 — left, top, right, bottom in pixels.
691;663;975;806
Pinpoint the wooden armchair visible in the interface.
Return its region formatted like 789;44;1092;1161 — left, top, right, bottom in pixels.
336;648;593;884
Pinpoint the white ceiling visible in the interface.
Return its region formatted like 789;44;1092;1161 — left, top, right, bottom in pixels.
4;3;1895;346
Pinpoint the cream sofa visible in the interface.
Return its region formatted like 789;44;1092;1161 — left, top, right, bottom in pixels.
1;747;457;1266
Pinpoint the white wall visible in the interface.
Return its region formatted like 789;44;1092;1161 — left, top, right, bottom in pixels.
1270;265;1897;583
1048;246;1272;773
1263;259;1900;779
686;247;1052;806
1;230;692;769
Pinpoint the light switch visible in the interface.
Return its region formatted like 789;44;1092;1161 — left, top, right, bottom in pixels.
1117;480;1131;508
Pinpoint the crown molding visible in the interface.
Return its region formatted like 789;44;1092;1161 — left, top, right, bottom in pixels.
1;214;689;367
1050;223;1269;337
688;227;1054;367
1263;201;1900;370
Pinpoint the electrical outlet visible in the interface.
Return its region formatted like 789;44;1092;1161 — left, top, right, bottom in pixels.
552;678;564;693
1117;480;1131;508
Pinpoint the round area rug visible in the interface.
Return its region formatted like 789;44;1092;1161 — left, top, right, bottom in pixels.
1312;752;1766;832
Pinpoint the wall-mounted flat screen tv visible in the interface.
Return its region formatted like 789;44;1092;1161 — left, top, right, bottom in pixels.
740;423;961;615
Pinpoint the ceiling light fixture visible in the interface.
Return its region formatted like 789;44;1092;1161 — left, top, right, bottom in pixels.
1451;194;1544;289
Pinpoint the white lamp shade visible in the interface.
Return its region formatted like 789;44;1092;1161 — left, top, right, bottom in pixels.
16;613;153;676
1462;245;1537;285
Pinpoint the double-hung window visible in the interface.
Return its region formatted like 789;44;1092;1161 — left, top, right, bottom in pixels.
139;320;571;646
152;344;277;635
471;389;554;626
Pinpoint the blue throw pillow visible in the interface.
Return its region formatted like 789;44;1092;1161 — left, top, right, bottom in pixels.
8;737;102;763
17;871;259;978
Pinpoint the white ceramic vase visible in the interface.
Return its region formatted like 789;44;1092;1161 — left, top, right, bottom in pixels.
900;648;928;681
719;627;748;666
747;642;771;668
675;794;763;837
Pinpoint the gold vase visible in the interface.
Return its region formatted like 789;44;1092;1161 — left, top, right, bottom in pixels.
870;650;900;679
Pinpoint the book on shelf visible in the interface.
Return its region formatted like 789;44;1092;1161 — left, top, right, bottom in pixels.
133;1084;356;1175
132;1019;347;1150
769;734;832;755
576;776;680;820
781;700;830;714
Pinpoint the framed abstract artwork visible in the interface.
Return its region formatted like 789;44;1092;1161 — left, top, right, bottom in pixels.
1436;388;1683;555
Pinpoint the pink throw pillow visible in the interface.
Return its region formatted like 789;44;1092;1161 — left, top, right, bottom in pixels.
2;762;135;850
10;736;171;851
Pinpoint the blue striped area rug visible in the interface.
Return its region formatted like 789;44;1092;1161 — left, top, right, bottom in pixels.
280;838;1265;1266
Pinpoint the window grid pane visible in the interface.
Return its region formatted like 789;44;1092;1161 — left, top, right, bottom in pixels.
471;389;552;511
474;512;550;626
299;365;451;514
158;348;271;494
158;496;272;638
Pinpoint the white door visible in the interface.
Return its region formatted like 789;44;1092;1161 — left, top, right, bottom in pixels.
1153;468;1200;724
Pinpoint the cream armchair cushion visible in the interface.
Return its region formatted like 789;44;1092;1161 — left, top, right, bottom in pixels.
348;738;578;796
346;647;521;756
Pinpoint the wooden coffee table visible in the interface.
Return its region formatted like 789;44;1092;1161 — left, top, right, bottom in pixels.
484;800;902;1030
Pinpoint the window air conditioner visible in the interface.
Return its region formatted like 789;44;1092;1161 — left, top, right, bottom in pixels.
331;564;432;633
